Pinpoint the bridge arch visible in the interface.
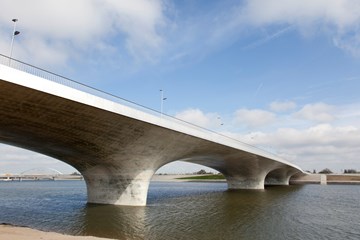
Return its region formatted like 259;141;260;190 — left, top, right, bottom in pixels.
264;167;299;186
20;167;63;175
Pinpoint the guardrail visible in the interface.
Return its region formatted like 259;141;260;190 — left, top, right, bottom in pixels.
0;53;286;162
0;53;161;117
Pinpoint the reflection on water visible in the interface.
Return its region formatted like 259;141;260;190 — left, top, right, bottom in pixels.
81;204;147;239
0;181;359;240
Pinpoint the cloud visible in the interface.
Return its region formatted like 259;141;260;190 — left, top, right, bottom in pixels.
248;123;360;170
242;0;360;29
102;0;167;61
333;33;360;57
174;108;221;129
0;144;76;174
2;0;360;68
234;108;276;128
156;161;216;174
269;100;297;112
164;0;360;63
294;102;335;122
0;0;168;66
222;101;360;171
240;0;360;55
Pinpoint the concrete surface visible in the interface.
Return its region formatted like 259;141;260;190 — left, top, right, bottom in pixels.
0;63;304;206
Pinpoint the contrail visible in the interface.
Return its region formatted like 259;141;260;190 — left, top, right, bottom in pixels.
254;82;263;98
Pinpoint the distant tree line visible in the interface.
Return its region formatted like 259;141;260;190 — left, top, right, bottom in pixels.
195;169;212;175
194;169;223;175
318;168;333;174
305;168;359;174
197;168;359;175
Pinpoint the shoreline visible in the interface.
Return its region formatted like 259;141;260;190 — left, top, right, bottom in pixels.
152;174;360;185
0;224;114;240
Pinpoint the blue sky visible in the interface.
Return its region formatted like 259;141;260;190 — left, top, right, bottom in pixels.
0;0;360;174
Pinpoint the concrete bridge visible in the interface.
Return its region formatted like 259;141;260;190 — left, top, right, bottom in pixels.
0;55;305;206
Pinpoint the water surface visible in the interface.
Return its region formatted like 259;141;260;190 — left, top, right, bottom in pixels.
0;181;359;240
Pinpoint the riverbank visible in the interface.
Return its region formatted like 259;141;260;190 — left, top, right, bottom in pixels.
150;174;214;181
0;224;114;240
152;174;360;185
290;173;360;185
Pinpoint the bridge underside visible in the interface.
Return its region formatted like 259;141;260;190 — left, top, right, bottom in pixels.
0;75;304;206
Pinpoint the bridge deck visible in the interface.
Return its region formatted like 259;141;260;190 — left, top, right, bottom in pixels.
0;56;304;206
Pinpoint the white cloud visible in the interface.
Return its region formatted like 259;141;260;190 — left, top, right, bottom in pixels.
212;0;360;60
102;0;167;61
242;0;360;29
174;108;220;128
294;102;335;122
164;0;360;64
248;123;360;171
2;0;360;67
333;33;360;57
0;144;76;174
156;161;216;174
227;101;360;172
240;0;360;55
234;108;275;128
336;103;360;125
168;103;357;172
269;100;297;112
0;0;168;66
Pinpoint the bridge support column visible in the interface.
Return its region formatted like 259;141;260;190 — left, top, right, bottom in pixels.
225;171;268;190
82;166;154;206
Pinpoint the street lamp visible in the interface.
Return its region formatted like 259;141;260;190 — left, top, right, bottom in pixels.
160;89;167;117
217;116;224;126
9;18;20;65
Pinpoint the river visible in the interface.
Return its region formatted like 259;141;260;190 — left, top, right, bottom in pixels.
0;180;359;240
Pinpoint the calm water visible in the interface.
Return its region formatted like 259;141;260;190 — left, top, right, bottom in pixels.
0;181;359;240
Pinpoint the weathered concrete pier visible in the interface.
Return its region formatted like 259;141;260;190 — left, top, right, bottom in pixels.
0;55;305;206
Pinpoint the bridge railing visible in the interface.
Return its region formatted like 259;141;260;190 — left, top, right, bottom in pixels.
0;53;286;162
0;53;159;117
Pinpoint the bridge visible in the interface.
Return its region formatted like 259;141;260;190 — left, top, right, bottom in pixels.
0;168;81;181
0;54;305;206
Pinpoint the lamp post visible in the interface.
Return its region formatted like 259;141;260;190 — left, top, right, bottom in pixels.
160;89;167;117
9;18;20;65
217;116;224;126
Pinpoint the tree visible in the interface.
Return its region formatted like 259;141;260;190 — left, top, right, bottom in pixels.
196;169;207;174
319;168;333;174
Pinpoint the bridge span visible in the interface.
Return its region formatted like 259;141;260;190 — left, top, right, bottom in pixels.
0;55;305;206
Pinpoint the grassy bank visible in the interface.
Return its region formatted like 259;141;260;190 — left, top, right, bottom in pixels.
176;174;225;180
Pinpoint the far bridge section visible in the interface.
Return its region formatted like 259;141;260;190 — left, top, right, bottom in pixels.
0;167;83;181
0;173;83;181
0;54;305;206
